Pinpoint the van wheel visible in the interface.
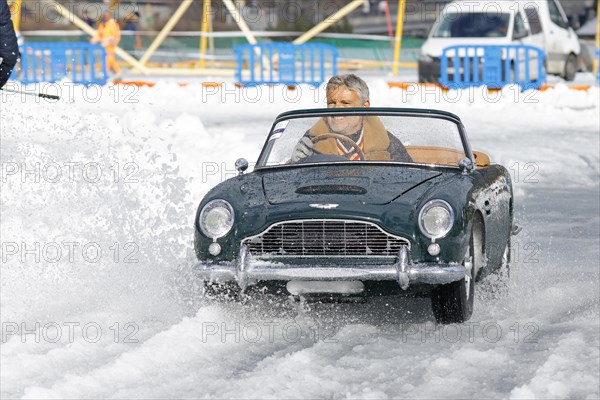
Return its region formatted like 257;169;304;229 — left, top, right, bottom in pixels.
419;72;432;83
563;54;577;81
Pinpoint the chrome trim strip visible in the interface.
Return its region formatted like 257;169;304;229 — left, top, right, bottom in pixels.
194;244;468;290
243;255;399;259
193;261;467;287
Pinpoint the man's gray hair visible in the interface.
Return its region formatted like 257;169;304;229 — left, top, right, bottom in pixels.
326;74;370;103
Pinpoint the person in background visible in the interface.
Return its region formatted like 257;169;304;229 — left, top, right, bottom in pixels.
91;8;122;77
82;10;96;28
125;9;142;50
144;3;155;30
369;0;377;15
362;0;370;15
0;0;19;89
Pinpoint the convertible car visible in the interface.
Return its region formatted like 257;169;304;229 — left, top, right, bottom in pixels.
194;108;513;323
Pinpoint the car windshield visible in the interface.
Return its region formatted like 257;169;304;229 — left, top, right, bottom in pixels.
257;110;467;168
432;12;511;38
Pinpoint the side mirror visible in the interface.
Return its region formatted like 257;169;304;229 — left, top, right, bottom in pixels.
235;158;249;175
459;158;474;174
513;30;528;40
567;14;580;30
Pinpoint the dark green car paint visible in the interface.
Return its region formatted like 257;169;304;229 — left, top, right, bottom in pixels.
194;108;513;283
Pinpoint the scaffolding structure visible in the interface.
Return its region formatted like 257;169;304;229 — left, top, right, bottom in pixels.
9;0;414;77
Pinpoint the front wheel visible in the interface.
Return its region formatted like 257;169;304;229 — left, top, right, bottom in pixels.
430;225;480;324
418;73;430;83
563;53;578;81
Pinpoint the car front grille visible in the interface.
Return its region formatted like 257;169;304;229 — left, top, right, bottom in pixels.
243;219;410;259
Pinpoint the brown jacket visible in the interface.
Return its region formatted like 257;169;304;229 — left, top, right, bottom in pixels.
308;116;411;162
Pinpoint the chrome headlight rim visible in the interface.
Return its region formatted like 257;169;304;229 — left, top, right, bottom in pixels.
199;199;235;239
418;199;455;240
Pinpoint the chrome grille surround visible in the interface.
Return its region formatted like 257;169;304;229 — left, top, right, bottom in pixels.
242;219;410;259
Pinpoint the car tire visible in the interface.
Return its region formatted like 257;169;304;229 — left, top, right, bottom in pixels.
563;53;577;82
430;222;481;324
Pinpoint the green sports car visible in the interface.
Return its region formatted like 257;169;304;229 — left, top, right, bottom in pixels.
194;108;514;324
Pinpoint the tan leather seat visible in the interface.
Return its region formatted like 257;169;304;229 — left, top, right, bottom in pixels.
472;151;491;167
405;146;491;168
405;146;464;166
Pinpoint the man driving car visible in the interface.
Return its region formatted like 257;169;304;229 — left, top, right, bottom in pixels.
291;74;412;163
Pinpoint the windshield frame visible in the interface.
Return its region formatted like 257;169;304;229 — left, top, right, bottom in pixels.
255;107;474;171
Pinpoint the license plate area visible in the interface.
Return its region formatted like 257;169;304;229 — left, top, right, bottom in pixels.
286;280;365;295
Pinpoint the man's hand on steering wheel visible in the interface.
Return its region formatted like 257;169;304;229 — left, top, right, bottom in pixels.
311;133;365;161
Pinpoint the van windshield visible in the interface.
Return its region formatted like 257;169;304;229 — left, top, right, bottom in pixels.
432;12;511;38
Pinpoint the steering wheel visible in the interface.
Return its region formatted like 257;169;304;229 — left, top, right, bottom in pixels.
311;133;366;161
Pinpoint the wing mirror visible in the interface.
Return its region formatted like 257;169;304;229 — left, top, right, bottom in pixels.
512;30;528;40
235;158;249;175
567;14;580;30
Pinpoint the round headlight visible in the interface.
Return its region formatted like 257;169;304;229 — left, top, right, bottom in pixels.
199;199;235;239
418;200;454;239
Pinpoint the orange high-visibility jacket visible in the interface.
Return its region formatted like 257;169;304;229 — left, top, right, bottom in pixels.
95;18;121;52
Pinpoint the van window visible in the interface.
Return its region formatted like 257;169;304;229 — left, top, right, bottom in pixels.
548;0;569;29
525;6;543;34
513;13;529;39
432;13;511;38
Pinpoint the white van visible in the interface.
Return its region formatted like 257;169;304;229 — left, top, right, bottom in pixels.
418;0;581;82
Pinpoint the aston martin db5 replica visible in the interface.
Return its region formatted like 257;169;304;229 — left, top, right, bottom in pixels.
194;108;513;323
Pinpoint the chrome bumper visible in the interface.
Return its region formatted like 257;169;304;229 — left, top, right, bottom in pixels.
194;245;468;291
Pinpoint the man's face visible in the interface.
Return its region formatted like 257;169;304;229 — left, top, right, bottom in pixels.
103;11;112;22
325;85;370;135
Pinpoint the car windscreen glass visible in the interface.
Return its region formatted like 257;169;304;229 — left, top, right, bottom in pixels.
432;12;511;38
259;113;466;168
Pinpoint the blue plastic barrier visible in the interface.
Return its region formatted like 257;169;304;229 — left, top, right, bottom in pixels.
596;49;600;86
16;42;108;86
235;43;338;87
439;45;546;90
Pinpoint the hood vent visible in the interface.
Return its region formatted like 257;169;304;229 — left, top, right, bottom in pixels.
296;185;367;195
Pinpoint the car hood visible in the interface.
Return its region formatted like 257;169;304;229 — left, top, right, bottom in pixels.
261;164;442;205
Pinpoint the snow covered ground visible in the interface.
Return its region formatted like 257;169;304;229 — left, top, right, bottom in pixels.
1;79;599;399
